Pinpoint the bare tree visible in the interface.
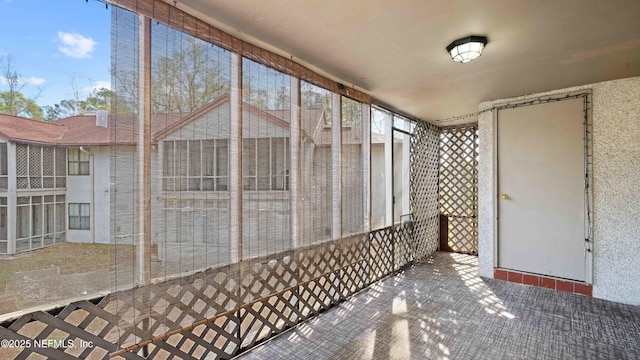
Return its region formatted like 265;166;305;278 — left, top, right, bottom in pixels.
152;36;228;114
0;55;44;119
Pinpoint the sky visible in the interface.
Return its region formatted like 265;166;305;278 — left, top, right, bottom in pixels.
0;0;111;108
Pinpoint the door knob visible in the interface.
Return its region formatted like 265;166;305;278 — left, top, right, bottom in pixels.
500;194;509;200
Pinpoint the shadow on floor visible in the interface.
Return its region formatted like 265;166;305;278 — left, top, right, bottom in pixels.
237;252;640;360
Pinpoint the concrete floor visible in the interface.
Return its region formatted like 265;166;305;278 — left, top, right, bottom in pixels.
237;252;640;360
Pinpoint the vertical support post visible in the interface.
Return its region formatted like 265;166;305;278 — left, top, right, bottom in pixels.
362;104;371;233
290;77;302;327
7;143;16;255
290;77;300;248
387;114;395;273
229;53;242;262
136;15;152;358
439;214;452;252
384;112;393;227
331;93;341;240
472;125;479;252
137;15;152;287
230;48;244;344
401;120;411;219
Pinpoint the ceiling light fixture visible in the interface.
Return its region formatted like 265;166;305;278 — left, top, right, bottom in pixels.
446;36;488;63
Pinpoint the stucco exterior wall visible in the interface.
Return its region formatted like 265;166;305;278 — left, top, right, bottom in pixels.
66;163;90;243
111;145;136;245
478;76;640;305
66;146;110;244
162;103;230;141
93;147;111;244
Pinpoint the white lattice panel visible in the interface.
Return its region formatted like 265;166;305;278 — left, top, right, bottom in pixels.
439;124;478;255
410;121;440;260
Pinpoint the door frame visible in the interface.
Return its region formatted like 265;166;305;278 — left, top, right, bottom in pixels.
391;122;413;225
492;91;593;284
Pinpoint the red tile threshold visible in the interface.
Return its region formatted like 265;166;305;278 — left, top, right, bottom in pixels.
522;274;539;286
494;269;508;281
493;268;592;297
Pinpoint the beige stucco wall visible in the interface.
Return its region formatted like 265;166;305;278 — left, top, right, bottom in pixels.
110;145;137;246
479;76;640;305
66;146;111;244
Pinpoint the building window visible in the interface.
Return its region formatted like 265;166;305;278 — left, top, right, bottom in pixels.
69;203;90;230
15;195;65;253
55;148;66;187
16;197;30;252
16;144;66;189
242;137;290;191
0;197;6;254
68;148;90;175
163;139;228;191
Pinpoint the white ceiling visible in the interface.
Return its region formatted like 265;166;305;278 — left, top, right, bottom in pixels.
176;0;640;123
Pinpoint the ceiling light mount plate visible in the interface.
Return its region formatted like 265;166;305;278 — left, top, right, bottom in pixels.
446;35;488;63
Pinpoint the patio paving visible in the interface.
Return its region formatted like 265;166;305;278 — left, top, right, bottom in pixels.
237;252;640;360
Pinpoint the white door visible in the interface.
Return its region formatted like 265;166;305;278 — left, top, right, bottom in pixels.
497;98;586;281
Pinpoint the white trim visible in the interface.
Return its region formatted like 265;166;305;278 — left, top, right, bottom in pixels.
492;109;499;269
136;15;148;286
7;142;16;255
401;119;411;218
229;52;241;262
384;111;393;227
362;104;371;233
290;77;300;248
332;93;341;239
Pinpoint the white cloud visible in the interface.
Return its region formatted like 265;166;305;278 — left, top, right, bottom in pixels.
84;80;111;93
0;77;45;86
57;32;97;59
26;77;45;86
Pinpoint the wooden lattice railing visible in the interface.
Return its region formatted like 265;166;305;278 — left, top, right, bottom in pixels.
0;223;417;359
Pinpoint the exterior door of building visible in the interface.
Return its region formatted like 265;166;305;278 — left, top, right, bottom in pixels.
497;98;586;281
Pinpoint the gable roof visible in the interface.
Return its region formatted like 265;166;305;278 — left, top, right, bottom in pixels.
53;116;111;145
0;93;330;146
152;94;231;141
53;113;185;145
56;93;301;145
153;94;297;141
0;114;67;145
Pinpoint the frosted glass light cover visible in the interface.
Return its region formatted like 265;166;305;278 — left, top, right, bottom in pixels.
446;36;487;63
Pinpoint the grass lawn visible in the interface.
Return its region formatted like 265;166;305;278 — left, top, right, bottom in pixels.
0;242;135;298
0;241;227;316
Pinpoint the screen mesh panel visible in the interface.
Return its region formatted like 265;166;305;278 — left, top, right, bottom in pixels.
300;81;333;245
341;97;365;237
151;19;232;277
241;58;291;258
0;2;441;359
370;108;390;230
